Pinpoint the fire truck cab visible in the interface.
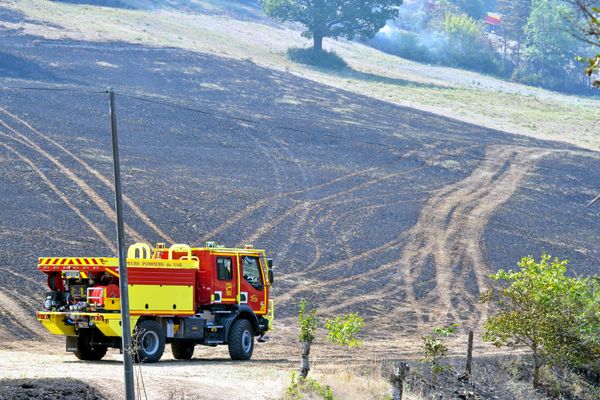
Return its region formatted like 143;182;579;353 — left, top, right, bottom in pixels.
36;242;274;363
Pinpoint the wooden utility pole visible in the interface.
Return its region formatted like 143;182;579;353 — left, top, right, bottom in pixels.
109;88;135;400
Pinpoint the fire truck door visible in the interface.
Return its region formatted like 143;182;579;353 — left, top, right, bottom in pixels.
214;256;237;303
238;255;266;314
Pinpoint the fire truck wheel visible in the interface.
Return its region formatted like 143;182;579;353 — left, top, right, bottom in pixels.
74;333;107;361
171;342;194;360
228;319;254;361
134;320;165;363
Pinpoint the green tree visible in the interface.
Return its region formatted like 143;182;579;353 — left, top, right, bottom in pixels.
481;255;600;388
449;0;486;19
298;299;319;378
261;0;404;51
496;0;532;64
516;0;582;91
443;12;500;72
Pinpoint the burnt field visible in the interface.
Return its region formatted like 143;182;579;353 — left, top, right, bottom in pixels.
0;6;599;343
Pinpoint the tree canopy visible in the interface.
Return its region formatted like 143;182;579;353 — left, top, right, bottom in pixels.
261;0;404;51
514;0;582;91
570;0;600;86
481;254;600;387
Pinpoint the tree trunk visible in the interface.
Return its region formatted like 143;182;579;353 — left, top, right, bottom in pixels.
533;347;541;388
313;34;323;52
459;330;474;381
300;340;312;379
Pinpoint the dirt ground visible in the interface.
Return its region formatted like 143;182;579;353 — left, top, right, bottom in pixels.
0;338;292;400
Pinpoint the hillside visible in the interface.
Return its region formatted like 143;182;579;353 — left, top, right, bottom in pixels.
0;1;599;399
3;0;600;150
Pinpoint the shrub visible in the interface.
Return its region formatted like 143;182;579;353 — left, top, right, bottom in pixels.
286;371;335;400
421;324;459;375
442;13;500;74
287;47;348;70
325;313;365;350
395;31;432;63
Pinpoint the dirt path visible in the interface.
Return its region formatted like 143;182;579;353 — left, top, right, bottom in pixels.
0;345;291;400
399;145;551;327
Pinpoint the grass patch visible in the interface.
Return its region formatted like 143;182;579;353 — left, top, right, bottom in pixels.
287;48;348;70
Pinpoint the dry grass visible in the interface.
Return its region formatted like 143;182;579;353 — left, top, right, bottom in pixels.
281;363;427;400
4;0;600;151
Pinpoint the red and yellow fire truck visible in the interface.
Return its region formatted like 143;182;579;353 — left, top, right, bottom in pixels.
36;242;274;363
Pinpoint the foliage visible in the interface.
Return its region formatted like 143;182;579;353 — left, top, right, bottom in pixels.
393;31;431;62
481;254;600;387
261;0;404;51
325;313;365;349
298;299;319;344
421;324;459;374
570;0;600;86
515;0;585;92
287;371;335;400
442;12;500;73
496;0;532;42
287;47;348;69
449;0;486;19
496;0;532;69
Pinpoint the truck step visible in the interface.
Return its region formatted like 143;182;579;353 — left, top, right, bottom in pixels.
204;340;224;345
206;325;223;329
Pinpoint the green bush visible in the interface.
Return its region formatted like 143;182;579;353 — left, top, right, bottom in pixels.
325;313;365;349
421;324;459;374
298;299;319;343
395;31;432;63
286;371;334;400
287;47;348;70
442;13;500;74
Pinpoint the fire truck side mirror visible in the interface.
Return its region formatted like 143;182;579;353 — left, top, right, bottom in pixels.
268;269;274;285
267;259;274;285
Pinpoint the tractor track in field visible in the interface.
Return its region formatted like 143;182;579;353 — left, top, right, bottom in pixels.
399;145;552;327
242;166;427;247
0;139;117;251
0;108;176;245
314;145;552;330
0;289;45;339
250;135;312;262
0;119;147;244
206;166;384;242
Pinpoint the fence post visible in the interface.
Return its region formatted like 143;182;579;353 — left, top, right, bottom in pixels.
389;361;409;400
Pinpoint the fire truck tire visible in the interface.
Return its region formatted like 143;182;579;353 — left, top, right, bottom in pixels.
134;320;165;363
74;334;107;361
171;342;194;360
228;319;254;361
